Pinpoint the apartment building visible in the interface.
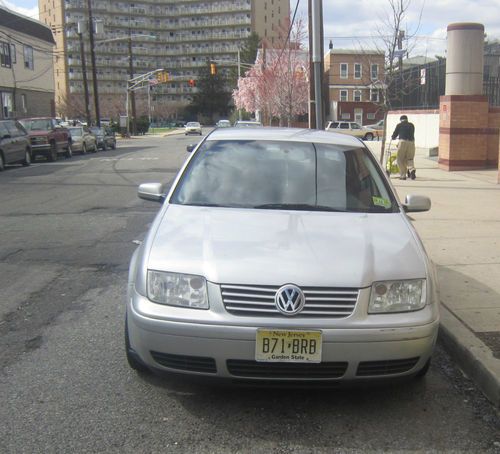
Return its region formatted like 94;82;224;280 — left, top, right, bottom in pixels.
324;48;385;125
0;7;55;118
38;0;289;119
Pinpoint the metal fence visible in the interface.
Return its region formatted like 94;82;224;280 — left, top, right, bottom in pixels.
389;60;500;109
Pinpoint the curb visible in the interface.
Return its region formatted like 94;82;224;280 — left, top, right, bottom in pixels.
438;304;500;408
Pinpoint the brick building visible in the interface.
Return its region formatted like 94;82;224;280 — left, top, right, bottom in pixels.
324;48;385;125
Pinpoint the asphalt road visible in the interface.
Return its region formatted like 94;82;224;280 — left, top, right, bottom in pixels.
0;133;499;453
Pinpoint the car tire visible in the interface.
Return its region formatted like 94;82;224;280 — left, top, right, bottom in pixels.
22;148;31;166
82;143;87;154
0;152;5;171
92;142;98;153
48;142;57;162
111;140;116;150
125;314;150;373
364;133;374;141
102;142;107;151
66;142;73;159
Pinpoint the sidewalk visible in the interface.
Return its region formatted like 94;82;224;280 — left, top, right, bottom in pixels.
367;142;500;407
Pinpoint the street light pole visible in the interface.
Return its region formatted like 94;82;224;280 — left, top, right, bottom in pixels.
86;0;100;126
128;31;137;135
77;29;91;125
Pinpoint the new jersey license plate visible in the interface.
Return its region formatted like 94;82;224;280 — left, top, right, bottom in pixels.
255;329;322;363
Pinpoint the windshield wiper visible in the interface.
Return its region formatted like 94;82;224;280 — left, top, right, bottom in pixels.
253;203;345;212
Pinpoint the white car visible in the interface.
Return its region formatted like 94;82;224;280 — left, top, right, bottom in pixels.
326;121;377;140
185;121;202;136
126;128;439;383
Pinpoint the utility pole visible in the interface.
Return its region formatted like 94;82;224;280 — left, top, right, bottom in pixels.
309;0;324;129
77;28;91;126
128;31;137;135
398;30;405;108
86;0;100;126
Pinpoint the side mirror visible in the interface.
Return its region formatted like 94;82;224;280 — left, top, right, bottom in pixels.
186;144;196;152
403;194;431;212
138;182;165;203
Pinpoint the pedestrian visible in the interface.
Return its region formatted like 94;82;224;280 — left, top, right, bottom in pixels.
391;115;416;180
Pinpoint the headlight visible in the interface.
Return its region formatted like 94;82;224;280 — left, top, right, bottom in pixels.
369;279;426;313
147;270;208;309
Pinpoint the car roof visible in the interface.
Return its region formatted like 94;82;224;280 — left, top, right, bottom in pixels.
206;127;363;147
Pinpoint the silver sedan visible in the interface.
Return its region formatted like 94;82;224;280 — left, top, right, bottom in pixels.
126;128;439;383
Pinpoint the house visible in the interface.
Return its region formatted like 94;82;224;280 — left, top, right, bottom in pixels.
0;6;56;118
324;48;386;125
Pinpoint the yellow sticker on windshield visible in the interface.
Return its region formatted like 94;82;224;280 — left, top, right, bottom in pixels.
372;196;391;209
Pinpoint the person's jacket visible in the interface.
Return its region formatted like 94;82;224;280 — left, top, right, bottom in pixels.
391;121;415;141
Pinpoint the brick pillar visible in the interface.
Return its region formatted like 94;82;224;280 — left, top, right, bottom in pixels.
438;95;490;170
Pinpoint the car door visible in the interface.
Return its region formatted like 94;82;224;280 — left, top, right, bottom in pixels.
350;122;364;138
0;121;16;165
5;120;24;162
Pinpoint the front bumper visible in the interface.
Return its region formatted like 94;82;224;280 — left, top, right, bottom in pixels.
127;286;439;381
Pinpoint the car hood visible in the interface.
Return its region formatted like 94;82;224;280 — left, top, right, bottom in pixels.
147;205;426;288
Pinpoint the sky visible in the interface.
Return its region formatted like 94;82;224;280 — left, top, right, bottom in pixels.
3;0;500;59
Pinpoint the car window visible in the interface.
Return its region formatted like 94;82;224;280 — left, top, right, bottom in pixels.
171;140;397;213
69;128;82;136
352;123;361;129
339;123;349;129
6;121;21;137
0;122;9;137
19;119;52;131
330;122;339;128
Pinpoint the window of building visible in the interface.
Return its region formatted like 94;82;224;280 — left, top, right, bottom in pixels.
1;91;13;118
367;113;376;120
24;45;34;70
371;64;378;81
340;89;348;102
1;42;11;67
10;44;16;64
340;63;348;79
353;90;362;102
354;63;361;79
21;94;27;113
370;89;379;102
341;112;351;119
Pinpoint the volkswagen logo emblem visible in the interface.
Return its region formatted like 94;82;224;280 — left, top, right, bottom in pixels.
275;284;305;316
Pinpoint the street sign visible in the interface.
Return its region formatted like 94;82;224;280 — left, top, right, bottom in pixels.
420;68;426;85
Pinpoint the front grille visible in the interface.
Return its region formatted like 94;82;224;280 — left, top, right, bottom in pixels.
356;357;419;376
227;360;348;378
221;284;358;317
150;351;217;374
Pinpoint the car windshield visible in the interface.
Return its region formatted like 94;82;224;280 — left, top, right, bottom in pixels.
20;119;52;131
90;127;103;134
171;140;397;213
186;122;200;127
69;128;83;136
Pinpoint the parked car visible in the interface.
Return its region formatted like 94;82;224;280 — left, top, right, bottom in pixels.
90;127;116;150
0;120;32;171
326;121;377;141
365;119;385;138
19;117;71;161
216;119;232;128
125;127;439;383
233;120;263;127
185;122;202;136
68;126;97;154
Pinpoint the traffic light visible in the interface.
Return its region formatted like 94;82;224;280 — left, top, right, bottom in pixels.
156;71;169;83
210;63;217;75
188;79;196;87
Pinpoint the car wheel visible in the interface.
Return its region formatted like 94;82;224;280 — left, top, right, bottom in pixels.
125;313;150;373
48;142;57;162
66;142;73;159
111;140;116;150
82;143;87;154
0;152;5;171
102;142;107;151
22;148;31;166
92;142;98;153
364;133;374;141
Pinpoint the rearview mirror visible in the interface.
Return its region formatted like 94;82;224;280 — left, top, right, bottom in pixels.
186;144;196;152
138;182;165;203
403;194;431;212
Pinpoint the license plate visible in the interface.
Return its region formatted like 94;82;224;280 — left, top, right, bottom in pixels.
255;329;322;363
